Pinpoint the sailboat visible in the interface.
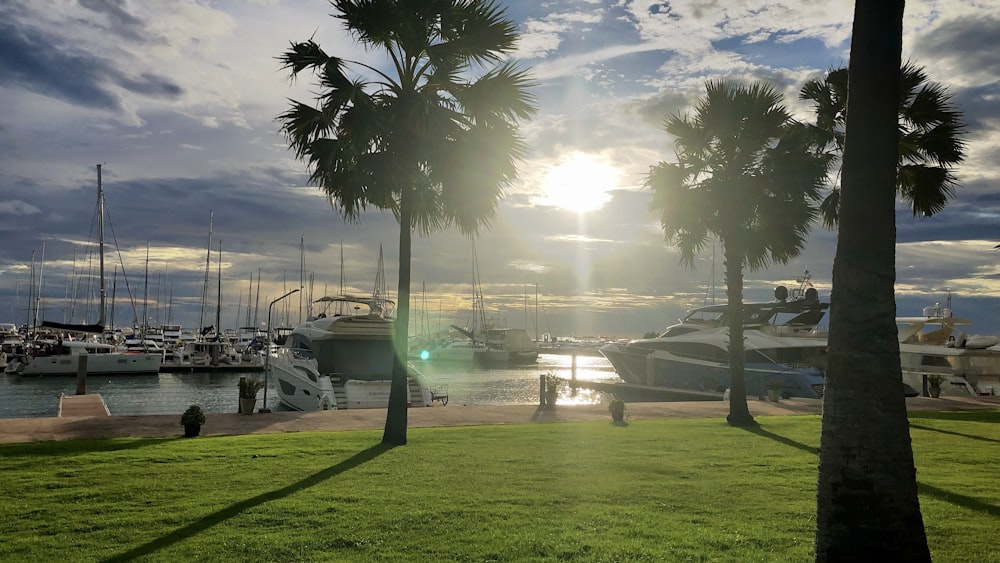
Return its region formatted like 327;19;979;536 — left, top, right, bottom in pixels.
12;165;162;376
445;241;538;365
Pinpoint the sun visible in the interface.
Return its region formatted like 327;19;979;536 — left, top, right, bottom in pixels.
535;152;621;213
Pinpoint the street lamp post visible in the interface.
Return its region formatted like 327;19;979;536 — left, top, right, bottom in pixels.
262;287;300;412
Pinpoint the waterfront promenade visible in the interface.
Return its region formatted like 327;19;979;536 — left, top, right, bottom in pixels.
1;395;997;444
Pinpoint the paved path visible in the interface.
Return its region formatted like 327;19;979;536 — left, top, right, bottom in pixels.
1;396;997;444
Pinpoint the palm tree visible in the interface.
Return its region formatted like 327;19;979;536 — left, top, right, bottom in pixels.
800;62;966;227
278;0;536;445
646;79;831;428
814;1;931;560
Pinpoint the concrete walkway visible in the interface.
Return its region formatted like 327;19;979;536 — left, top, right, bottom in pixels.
1;395;997;444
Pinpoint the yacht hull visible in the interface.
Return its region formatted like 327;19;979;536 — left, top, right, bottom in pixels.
17;353;161;376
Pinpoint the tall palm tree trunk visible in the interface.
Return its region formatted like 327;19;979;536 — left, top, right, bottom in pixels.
383;194;413;446
724;244;755;427
815;1;930;560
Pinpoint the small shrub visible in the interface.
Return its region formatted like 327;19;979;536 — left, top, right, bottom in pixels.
181;405;206;427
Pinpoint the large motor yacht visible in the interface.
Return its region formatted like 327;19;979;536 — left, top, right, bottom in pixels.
271;296;433;411
897;298;1000;396
600;279;830;399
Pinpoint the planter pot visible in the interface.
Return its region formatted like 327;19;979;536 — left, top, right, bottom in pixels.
611;410;625;422
929;386;941;398
183;424;201;438
767;388;781;402
239;397;257;414
544;392;557;409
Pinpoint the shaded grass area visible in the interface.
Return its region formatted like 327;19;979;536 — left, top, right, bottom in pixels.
1;411;998;562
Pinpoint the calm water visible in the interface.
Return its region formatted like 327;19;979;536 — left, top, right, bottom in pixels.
0;354;620;418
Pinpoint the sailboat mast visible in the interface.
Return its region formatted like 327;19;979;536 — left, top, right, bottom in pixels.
142;241;149;332
199;210;213;334
215;240;222;340
97;164;106;328
246;272;253;327
110;266;118;336
29;250;36;335
254;268;261;327
299;235;305;325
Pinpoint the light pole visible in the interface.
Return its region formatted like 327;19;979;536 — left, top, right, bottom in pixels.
262;287;300;412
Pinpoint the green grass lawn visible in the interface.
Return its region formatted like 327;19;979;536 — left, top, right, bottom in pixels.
1;410;998;562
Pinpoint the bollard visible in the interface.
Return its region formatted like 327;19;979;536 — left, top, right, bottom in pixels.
238;376;245;413
539;373;546;407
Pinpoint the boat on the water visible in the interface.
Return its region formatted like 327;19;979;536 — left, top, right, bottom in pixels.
271;295;436;411
897;298;1000;396
600;275;829;399
11;339;161;376
18;165;163;377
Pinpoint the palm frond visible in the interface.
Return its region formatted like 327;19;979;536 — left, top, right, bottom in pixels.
278;39;331;76
898;164;956;217
457;62;538;125
433;0;519;65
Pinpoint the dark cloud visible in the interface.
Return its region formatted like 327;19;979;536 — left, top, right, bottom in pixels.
912;15;1000;79
953;83;1000;132
78;0;148;42
0;3;182;112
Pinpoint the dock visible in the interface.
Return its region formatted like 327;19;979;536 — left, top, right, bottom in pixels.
159;363;263;373
566;379;723;402
537;347;603;357
58;393;111;417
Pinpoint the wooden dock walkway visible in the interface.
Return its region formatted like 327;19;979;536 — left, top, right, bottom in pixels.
58;394;111;417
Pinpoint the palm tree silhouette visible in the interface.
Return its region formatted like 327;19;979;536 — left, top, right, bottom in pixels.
278;0;536;444
646;79;831;427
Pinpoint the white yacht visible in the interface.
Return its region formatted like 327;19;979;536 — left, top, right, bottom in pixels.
600;280;830;399
483;327;539;364
272;295;433;411
897;299;1000;396
173;340;241;367
12;339;161;377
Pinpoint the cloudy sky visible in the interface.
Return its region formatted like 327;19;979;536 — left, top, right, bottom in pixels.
1;0;999;340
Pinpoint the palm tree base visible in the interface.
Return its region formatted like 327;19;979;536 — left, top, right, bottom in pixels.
726;413;759;428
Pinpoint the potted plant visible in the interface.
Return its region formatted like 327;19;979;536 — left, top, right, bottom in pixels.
927;374;944;398
608;397;626;422
181;404;206;437
239;377;264;414
543;372;561;409
766;378;784;402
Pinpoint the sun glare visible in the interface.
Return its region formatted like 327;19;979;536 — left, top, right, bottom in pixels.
536;152;621;213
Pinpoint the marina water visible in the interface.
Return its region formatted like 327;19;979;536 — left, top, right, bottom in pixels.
1;354;619;419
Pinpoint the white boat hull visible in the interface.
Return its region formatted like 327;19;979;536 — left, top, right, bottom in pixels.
271;350;337;411
18;353;161;376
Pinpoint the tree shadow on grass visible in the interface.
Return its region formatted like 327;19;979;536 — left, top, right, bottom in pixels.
0;436;183;459
741;425;818;455
741;424;1000;519
908;410;1000;424
102;443;393;562
909;423;1000;445
918;482;1000;518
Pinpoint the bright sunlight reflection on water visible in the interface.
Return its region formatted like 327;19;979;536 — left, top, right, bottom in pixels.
0;353;621;418
414;353;620;406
